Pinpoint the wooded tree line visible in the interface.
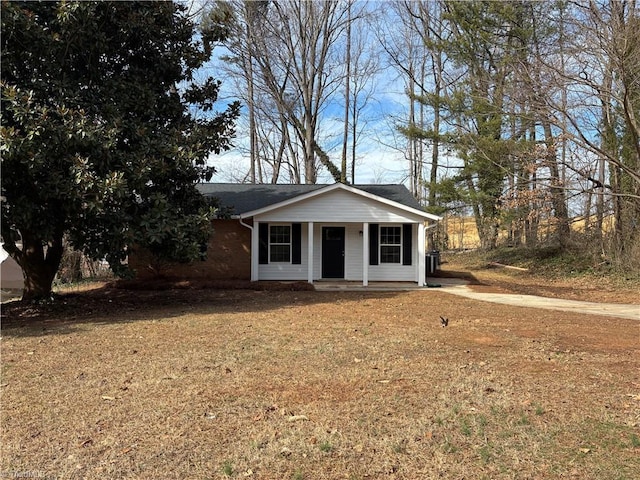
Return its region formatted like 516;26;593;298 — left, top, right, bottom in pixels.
212;0;639;263
207;0;376;185
1;1;638;302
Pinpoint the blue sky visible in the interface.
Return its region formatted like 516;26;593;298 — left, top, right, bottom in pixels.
196;1;431;186
208;62;417;185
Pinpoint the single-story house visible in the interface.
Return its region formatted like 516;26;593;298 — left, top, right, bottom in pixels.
129;183;441;286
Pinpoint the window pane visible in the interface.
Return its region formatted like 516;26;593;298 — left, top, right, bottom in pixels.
270;245;290;262
269;225;291;262
380;246;401;263
325;227;342;241
270;225;290;244
380;226;401;245
380;226;401;263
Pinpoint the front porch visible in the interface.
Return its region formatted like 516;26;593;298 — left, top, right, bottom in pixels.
313;280;425;291
250;221;428;287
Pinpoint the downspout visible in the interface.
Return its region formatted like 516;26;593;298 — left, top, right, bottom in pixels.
425;222;438;248
424;221;440;286
419;221;439;287
239;216;256;281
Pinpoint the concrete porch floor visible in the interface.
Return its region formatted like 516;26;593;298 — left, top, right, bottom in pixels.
313;278;465;291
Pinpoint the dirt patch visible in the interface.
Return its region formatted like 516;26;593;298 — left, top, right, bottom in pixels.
110;277;316;291
2;285;639;479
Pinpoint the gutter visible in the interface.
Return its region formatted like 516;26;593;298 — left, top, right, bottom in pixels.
239;216;252;232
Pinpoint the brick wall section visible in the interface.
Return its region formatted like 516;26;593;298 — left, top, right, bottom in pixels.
129;219;252;280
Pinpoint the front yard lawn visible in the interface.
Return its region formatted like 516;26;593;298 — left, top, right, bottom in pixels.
2;287;639;479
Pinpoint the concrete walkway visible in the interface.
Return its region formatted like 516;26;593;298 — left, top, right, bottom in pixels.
315;279;640;320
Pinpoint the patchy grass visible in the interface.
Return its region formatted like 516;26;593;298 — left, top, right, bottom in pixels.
503;245;637;282
1;285;639;479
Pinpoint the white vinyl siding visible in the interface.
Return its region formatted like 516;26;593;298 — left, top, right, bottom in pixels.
344;224;364;280
256;189;422;223
368;264;416;282
369;224;417;281
259;225;307;280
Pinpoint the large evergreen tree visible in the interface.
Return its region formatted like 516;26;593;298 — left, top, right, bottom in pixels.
1;1;239;301
438;1;518;249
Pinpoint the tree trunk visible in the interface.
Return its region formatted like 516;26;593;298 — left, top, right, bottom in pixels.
304;113;317;184
22;261;57;302
246;54;258;184
610;163;625;251
429;66;441;209
351;102;357;184
13;229;64;302
595;155;606;246
478;219;499;250
408;61;418;197
542;120;570;245
341;1;351;184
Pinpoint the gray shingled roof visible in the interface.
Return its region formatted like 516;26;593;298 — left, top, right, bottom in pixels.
196;183;423;216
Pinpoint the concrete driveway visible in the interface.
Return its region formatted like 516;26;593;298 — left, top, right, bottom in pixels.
315;279;639;320
436;279;640;320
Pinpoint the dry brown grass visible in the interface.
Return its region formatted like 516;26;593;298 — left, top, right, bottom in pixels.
444;216;482;250
442;215;617;251
1;282;639;479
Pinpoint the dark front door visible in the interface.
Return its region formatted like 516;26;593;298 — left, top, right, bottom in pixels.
322;227;345;278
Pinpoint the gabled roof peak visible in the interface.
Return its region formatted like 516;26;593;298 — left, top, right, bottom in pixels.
196;182;441;222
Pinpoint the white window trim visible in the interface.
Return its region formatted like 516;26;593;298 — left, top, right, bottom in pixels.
379;224;402;264
269;223;292;264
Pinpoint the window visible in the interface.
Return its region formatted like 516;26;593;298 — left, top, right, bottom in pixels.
380;226;401;263
269;225;291;262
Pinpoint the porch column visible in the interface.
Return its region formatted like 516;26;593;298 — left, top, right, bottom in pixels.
362;222;369;286
251;221;259;282
307;222;314;284
417;222;426;286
